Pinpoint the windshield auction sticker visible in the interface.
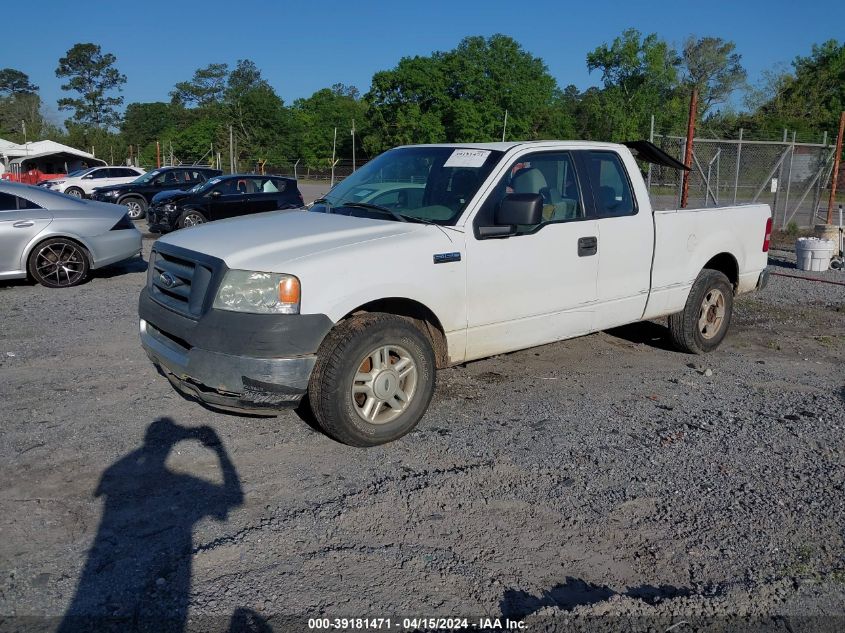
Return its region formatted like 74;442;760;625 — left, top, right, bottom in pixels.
443;149;492;168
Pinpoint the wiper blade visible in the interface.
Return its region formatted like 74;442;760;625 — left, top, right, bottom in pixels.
342;202;408;222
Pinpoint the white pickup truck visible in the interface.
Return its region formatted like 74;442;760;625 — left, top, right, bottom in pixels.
139;141;771;446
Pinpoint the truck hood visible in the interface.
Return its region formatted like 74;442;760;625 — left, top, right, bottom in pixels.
157;210;437;270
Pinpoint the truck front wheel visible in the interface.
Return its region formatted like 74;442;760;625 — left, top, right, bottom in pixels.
308;313;436;447
668;269;734;354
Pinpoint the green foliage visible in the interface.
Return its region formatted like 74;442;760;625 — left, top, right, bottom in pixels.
365;35;559;152
55;43;126;129
755;40;845;139
121;102;177;148
584;29;686;140
786;221;800;236
170;63;229;107
0;68;38;95
292;84;367;165
681;37;746;118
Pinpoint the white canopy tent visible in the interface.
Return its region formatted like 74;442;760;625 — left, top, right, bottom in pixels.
0;138;104;176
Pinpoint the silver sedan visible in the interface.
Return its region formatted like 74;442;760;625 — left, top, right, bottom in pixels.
0;181;142;288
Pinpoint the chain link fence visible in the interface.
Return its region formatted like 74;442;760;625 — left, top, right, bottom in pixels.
649;133;838;228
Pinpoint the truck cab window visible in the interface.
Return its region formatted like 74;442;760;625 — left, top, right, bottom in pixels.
588;151;636;217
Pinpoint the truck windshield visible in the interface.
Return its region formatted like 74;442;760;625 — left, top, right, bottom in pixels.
312;146;503;225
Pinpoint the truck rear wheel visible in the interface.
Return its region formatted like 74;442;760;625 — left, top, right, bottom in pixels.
308;313;436;447
668;269;734;354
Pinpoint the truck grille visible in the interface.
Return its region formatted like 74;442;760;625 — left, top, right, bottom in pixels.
148;246;219;318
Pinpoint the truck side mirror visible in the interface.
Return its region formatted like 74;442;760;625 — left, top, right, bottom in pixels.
495;193;543;226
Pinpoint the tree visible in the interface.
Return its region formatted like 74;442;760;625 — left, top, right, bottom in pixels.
681;36;746;118
170;63;229;107
365;34;559;152
121;102;177;147
292;85;367;165
585;29;684;140
754;40;845;139
0;68;46;141
55;43;126;129
0;68;38;95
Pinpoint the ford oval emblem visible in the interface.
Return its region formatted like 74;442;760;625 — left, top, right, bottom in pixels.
159;272;177;288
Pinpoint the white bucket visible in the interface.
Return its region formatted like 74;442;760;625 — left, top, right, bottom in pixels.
795;237;835;272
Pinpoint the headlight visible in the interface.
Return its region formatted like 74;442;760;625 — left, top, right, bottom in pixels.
48;180;64;187
104;190;120;197
213;271;300;314
164;203;176;213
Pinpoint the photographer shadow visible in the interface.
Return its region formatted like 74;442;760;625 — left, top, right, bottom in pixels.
57;417;248;633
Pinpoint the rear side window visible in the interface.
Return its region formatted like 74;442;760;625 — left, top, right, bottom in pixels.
0;192;42;210
588;152;636;217
0;192;17;210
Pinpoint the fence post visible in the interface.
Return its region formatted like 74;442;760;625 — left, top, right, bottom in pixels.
733;129;743;205
680;88;698;209
772;129;787;222
783;131;795;228
826;111;845;225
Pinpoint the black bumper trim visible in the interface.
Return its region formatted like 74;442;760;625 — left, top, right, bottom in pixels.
139;287;333;359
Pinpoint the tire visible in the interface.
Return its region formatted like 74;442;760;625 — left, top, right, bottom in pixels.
308;313;436;447
122;196;147;219
27;237;90;288
65;187;84;198
668;269;734;354
178;209;208;229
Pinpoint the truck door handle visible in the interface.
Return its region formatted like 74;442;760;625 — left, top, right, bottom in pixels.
578;236;597;257
13;221;34;228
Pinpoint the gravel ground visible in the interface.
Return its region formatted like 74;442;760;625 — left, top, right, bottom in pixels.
0;230;843;633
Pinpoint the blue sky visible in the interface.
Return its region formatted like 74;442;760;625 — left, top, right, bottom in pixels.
4;0;843;124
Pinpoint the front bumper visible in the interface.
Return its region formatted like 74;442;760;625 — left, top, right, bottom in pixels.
138;286;333;412
141;318;316;411
146;207;176;232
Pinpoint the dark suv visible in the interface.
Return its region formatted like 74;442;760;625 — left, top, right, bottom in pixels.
90;166;222;219
147;174;304;232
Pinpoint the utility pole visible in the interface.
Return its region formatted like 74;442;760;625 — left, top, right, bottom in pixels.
680;88;698;209
229;125;235;174
827;111;845;225
156;141;161;168
351;119;356;172
21;120;27;144
502;110;508;142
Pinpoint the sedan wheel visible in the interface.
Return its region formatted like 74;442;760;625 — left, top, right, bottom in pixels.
65;187;84;198
179;210;207;228
28;238;90;288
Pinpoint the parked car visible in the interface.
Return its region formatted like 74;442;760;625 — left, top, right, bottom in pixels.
146;174;304;232
0;181;142;288
42;166;145;199
139;141;771;446
90;166;222;220
335;181;425;208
